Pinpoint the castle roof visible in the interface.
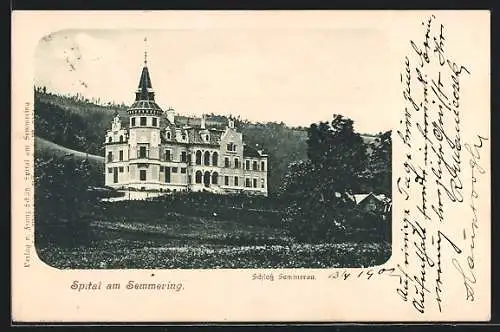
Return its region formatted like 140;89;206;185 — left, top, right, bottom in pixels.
128;64;163;116
138;66;153;93
160;123;224;146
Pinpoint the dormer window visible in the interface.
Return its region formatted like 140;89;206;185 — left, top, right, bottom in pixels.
182;133;186;140
205;134;209;141
108;136;112;143
226;142;236;152
167;132;171;140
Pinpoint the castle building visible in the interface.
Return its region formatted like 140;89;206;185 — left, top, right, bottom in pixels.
104;51;268;196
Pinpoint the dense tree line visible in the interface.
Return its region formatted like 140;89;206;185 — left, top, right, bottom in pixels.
239;122;308;195
279;114;391;243
34;155;101;247
35;99;108;156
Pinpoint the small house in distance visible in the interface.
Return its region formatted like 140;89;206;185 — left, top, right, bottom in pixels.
351;193;392;218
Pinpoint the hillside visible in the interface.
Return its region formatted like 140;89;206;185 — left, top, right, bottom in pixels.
34;90;311;193
33;89;388;194
35;136;104;165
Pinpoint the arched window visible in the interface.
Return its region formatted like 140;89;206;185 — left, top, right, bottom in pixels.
108;136;112;143
195;150;202;165
119;135;123;142
212;172;218;185
212;152;218;166
204;151;210;166
203;171;211;187
195;171;202;184
167;132;171;140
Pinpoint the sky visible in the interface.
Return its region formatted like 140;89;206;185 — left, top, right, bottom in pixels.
34;28;392;134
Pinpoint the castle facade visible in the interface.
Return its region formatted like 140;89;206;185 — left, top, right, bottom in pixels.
104;55;268;196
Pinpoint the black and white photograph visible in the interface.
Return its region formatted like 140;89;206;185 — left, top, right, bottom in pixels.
33;28;392;270
12;10;492;323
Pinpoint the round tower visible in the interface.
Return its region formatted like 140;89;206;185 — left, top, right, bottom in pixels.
127;41;164;190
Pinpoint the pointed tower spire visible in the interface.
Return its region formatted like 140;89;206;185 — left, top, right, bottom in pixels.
128;39;163;116
135;36;155;101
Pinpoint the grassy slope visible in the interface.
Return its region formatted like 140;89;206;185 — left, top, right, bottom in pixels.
35;136;104;164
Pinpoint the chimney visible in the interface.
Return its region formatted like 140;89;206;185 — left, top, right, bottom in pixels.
201;114;206;129
166;107;175;124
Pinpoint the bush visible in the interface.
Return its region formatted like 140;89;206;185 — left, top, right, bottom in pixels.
34;155;99;248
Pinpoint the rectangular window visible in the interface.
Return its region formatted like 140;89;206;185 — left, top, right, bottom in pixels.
234;176;239;186
140;170;146;181
165;150;171;161
245;178;251;188
181;151;187;163
225;157;230;168
119;150;123;161
261;161;265;172
140;117;147;126
253;178;257;188
107;152;113;162
131;117;136;126
181;167;187;174
139;146;147;158
172;167;178;173
253;161;258;171
224;176;229;186
165;167;171;183
108;167;112;173
234;158;239;169
226;142;236;152
245;160;250;170
152;118;157;126
261;179;265;188
119;166;124;173
160;166;164;172
127;166;129;172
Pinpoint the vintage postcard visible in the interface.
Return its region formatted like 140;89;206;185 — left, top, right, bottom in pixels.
11;10;490;322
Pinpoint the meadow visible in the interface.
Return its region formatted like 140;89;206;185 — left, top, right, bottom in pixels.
36;197;391;269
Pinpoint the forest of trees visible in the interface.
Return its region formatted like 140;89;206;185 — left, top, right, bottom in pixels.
279;115;391;242
35;155;97;247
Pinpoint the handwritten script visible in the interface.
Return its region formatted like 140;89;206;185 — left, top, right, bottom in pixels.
396;15;488;314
